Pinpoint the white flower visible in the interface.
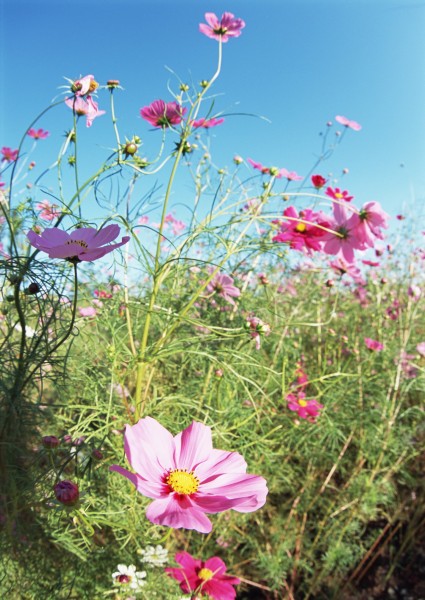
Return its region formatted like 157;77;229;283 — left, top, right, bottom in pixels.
137;544;168;566
112;564;146;590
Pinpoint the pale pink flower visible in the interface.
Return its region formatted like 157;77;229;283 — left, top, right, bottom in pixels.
322;203;363;263
348;201;389;249
78;306;97;318
138;216;149;225
27;224;130;262
206;272;241;306
36;200;61;221
70;74;98;96
278;168;303;181
192;117;225;129
1;147;18;162
329;258;364;283
110;417;268;533
247;158;270;175
166;552;240;599
335;115;362;131
326;187;354;203
140;100;186;128
408;285;421;300
27;128;50;140
199;12;245;42
416;342;425;357
287;392;323;422
65;95;105;127
364;337;384;352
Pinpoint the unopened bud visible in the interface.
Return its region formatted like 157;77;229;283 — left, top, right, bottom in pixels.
54;480;79;506
42;435;60;449
27;282;40;295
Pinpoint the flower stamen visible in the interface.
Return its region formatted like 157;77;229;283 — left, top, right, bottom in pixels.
166;469;199;495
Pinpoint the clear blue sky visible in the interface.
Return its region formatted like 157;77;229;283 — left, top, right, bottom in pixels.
1;0;425;222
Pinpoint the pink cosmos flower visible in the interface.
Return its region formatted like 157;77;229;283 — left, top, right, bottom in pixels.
311;174;327;189
27;128;50;140
329;258;364;283
166;552;240;599
245;316;271;350
348;202;389;249
27;224;130;262
278;168;303;181
140;100;186;128
70;74;98;96
199;12;245;42
65;95;105;127
322;203;363;263
335;115;362;131
416;342;425;357
287;392;323;422
109;417;268;533
326;187;354;203
1;147;19;162
272;206;329;254
36;200;61;221
206;271;241;306
247;158;270;175
192;117;225;129
364;337;384;352
78;306;97;318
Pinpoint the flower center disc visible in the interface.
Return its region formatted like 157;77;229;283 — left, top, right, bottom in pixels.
298;399;308;407
335;193;344;199
295;223;307;233
166;469;199;495
198;567;214;581
66;239;89;248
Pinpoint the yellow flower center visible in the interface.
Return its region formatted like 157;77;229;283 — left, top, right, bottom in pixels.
335;193;343;199
198;568;214;581
66;239;88;248
298;399;308;407
166;469;199;495
295;223;307;233
89;80;99;93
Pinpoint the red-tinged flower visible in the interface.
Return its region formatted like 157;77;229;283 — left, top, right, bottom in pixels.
287;392;323;422
326;186;354;202
27;128;50;140
166;552;240;599
27;224;130;262
206;271;241;306
278;168;303;181
247;158;270;175
140;100;186;128
362;260;380;267
364;337;384;352
272;206;329;254
65;95;105;127
70;74;98;96
42;435;60;448
54;480;79;506
335;115;362;131
311;174;327;189
199;12;245;43
192;117;225;129
396;214;405;220
1;147;19;162
110;417;267;533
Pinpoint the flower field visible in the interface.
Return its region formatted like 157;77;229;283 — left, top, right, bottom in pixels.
1;10;424;600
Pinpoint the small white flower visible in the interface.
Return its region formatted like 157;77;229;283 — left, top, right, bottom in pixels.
138;544;168;566
112;564;146;590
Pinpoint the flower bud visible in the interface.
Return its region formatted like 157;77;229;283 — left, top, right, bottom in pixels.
92;449;103;461
326;280;334;287
123;142;138;157
42;435;60;449
180;83;189;92
54;480;79;506
200;80;209;88
26;282;40;295
107;79;120;89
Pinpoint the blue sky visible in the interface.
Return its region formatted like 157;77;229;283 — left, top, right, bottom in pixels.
1;0;425;224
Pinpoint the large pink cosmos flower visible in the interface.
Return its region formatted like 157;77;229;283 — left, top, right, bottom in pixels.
199;12;245;42
322;203;363;263
27;128;50;140
110;417;268;533
272;206;329;254
335;115;362;131
206;272;241;306
166;552;240;599
140;100;186;128
27;224;130;262
65;95;105;127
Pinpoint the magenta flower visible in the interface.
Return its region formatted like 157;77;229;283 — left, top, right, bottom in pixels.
65;95;105;127
247;158;270;175
54;480;79;506
110;417;268;533
27;128;50;140
311;174;327;189
287;392;323;422
322;203;363;263
272;206;329;254
199;12;245;42
326;186;354;203
166;552;240;599
192;117;225;129
206;271;241;306
140;100;186;128
335;115;362;131
27;224;130;262
1;147;19;162
364;337;384;352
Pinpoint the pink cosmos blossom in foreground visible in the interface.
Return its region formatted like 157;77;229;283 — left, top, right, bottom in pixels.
65;95;105;127
166;551;240;599
27;128;50;140
36;200;61;221
364;337;384;352
70;74;98;96
110;417;268;533
140;100;186;128
1;147;19;162
272;206;329;254
27;224;130;262
199;12;245;42
335;115;362;131
192;117;225;129
287;392;323;421
326;186;354;203
322;203;363;263
206;271;241;305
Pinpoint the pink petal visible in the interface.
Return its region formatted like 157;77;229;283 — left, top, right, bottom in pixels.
70;227;98;243
173;421;213;470
124;417;175;479
91;224;121;246
195;449;247;481
204;12;220;28
79;238;130;261
109;465;165;499
145;496;213;533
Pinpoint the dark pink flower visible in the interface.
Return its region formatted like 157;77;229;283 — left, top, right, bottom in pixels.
110;417;267;533
326;187;354;203
287;392;323;422
27;128;50;140
27;224;130;262
166;552;240;599
311;174;327;189
1;147;19;162
65;95;105;127
199;12;245;43
206;271;241;306
192;117;225;129
364;337;384;352
54;480;79;506
140;100;186;128
272;206;329;254
247;158;270;175
335;115;362;131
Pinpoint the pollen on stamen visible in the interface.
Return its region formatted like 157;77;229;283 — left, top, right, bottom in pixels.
166;469;200;495
66;240;89;248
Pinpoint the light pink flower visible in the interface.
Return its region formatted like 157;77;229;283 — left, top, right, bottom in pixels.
416;342;425;357
206;272;241;306
287;392;323;422
110;417;268;533
36;200;61;221
199;12;245;42
78;306;97;318
27;224;130;262
65;95;105;127
272;206;329;254
140;100;186;128
326;187;354;203
166;552;240;599
27;128;50;140
364;337;384;352
322;203;363;263
70;74;98;96
278;168;303;181
329;258;364;283
192;117;225;129
335;115;362;131
348;201;389;249
1;147;19;162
